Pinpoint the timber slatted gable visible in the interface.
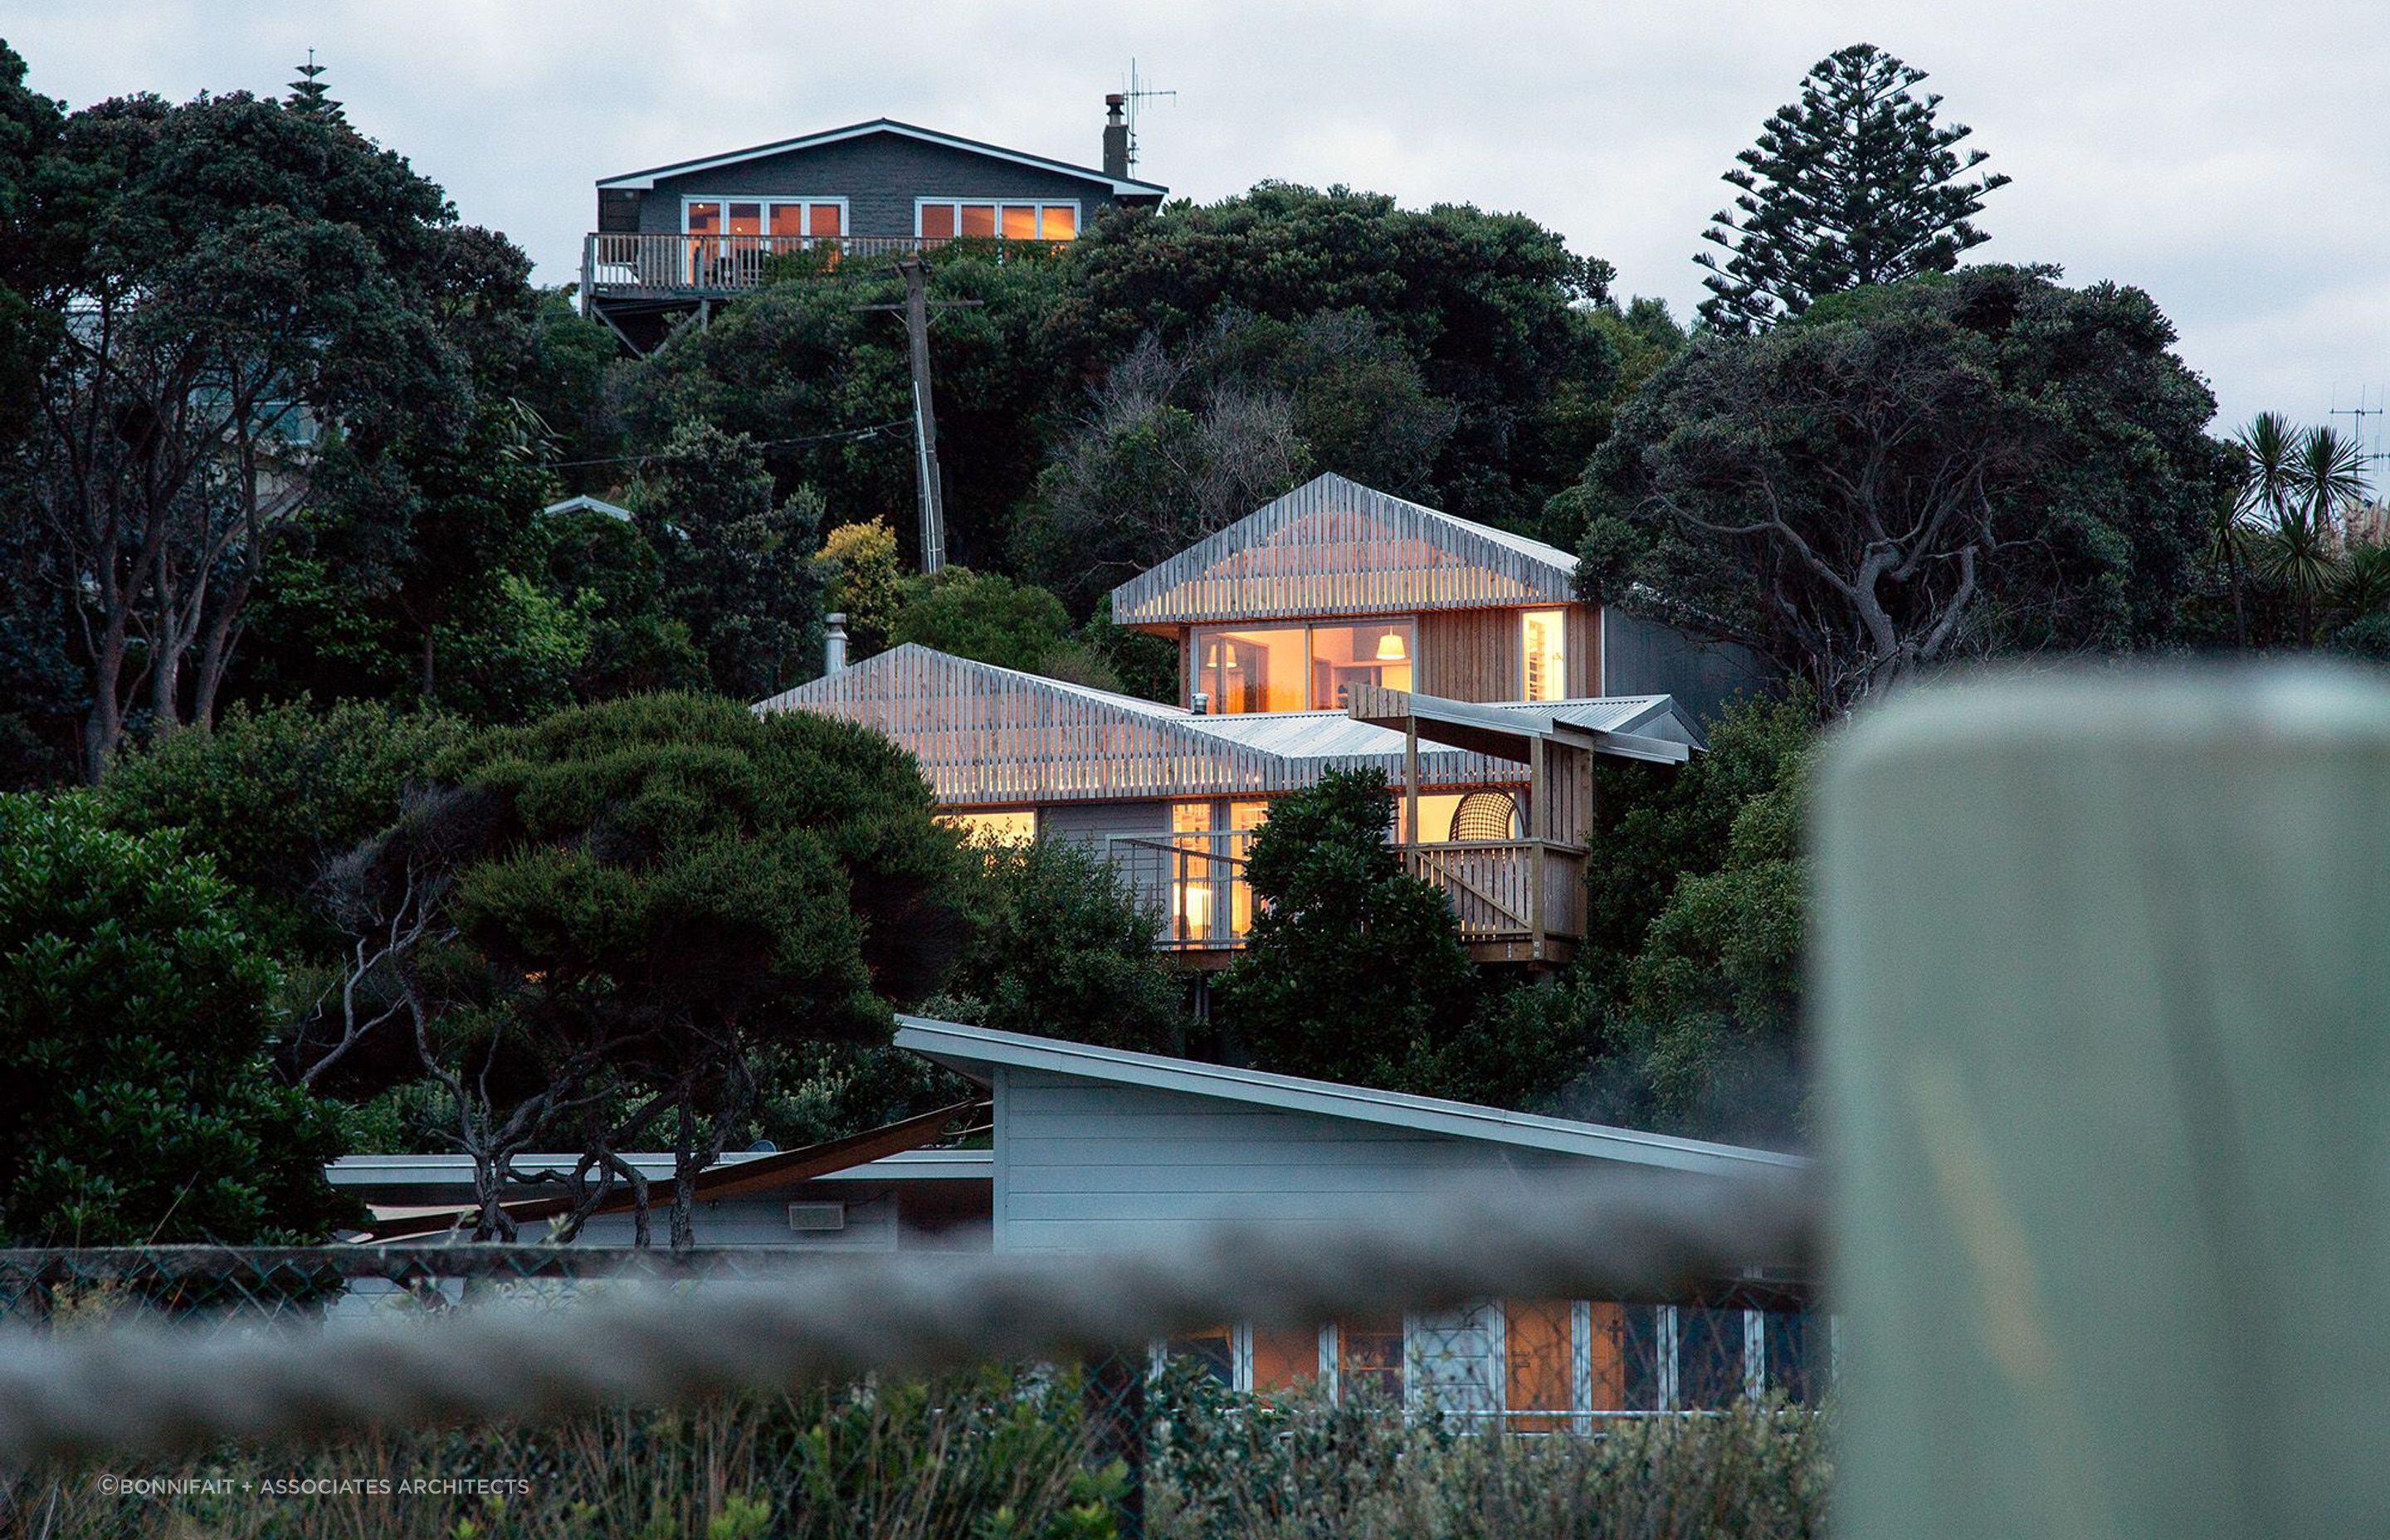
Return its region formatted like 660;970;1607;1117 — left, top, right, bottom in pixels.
1110;474;1581;628
755;645;1519;807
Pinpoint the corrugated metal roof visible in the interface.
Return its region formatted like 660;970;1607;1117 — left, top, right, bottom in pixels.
759;646;1696;806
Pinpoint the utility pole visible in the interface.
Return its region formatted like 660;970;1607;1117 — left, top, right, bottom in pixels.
858;258;980;573
900;257;946;573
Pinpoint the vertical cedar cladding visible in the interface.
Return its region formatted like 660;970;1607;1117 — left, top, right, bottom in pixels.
1110;474;1581;627
756;644;1517;806
1416;606;1602;704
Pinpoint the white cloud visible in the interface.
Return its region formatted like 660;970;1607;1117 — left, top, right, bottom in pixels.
11;0;2385;439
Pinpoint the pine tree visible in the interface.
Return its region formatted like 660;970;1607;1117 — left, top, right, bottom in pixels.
288;49;343;120
1695;44;2008;333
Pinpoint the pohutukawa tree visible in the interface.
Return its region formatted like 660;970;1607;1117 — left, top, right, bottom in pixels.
1696;43;2010;333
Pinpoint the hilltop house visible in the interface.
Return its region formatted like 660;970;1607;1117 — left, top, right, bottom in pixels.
334;1018;1820;1421
758;474;1770;967
582;107;1166;350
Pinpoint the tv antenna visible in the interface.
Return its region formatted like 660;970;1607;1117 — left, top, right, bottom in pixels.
2329;385;2388;470
1121;58;1175;170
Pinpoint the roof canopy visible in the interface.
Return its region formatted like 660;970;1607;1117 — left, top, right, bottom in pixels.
597;118;1167;196
896;1018;1806;1177
1346;681;1694;766
1108;473;1583;628
757;645;1691;806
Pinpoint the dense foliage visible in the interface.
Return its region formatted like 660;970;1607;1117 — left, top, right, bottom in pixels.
1217;769;1480;1084
1563;266;2233;713
0;796;355;1244
1697;43;2008;332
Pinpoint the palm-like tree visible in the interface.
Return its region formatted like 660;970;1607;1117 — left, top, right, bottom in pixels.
2230;413;2297;647
2243;421;2369;646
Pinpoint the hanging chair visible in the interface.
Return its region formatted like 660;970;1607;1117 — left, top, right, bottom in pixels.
1450;790;1519;842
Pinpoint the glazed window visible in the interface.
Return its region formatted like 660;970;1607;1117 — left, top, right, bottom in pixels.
917;200;1081;241
1192;620;1416;714
1522;608;1568;701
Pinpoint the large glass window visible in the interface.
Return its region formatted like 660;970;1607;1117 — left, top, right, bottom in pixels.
1522;608;1568;701
1505;1299;1574;1431
1193;619;1416;714
1251;1325;1319;1392
918;201;1080;241
1196;626;1306;714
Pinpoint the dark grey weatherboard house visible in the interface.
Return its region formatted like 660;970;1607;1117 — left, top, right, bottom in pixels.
583;110;1166;349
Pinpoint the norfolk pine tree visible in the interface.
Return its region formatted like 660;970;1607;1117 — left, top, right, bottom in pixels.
1697;44;2010;333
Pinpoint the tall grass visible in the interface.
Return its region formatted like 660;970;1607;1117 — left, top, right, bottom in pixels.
5;1367;1827;1539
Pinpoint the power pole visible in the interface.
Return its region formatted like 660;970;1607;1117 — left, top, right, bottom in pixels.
900;257;947;573
858;258;980;573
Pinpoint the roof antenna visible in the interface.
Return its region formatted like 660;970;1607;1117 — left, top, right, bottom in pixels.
1121;58;1176;171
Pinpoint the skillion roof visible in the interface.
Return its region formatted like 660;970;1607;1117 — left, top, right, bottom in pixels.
895;1018;1807;1178
596;118;1168;197
755;644;1693;807
1108;473;1584;628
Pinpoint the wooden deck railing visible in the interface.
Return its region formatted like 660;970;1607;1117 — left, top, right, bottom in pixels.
1402;839;1586;957
581;232;1067;297
1105;831;1586;958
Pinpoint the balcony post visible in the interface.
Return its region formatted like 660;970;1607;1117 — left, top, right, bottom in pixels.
1403;716;1420;847
1529;736;1549;961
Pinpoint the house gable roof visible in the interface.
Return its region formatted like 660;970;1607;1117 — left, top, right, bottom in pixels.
895;1018;1807;1177
597;118;1168;197
755;645;1693;806
1108;473;1583;627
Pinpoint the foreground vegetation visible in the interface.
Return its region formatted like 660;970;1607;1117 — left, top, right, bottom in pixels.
4;1370;1828;1540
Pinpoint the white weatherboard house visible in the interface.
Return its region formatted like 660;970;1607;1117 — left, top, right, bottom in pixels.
335;1020;1820;1422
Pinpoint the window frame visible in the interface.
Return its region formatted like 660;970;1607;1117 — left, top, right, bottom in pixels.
1191;615;1418;714
1520;607;1568;702
913;197;1081;241
679;194;850;240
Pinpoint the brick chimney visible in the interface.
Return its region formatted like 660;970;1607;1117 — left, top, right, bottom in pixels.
1103;94;1129;180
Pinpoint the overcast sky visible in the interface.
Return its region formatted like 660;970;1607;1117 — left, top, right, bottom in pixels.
12;0;2387;445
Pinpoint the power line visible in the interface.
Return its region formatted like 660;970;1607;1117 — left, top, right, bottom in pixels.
549;418;913;472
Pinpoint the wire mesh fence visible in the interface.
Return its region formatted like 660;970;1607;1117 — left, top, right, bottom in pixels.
0;1227;1828;1539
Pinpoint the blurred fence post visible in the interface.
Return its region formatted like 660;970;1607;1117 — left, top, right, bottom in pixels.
1817;669;2390;1540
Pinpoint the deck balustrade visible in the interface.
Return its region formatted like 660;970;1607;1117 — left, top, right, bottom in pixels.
582;231;1067;298
1106;830;1584;960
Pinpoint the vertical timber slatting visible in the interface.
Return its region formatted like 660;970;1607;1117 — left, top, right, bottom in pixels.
1110;475;1579;626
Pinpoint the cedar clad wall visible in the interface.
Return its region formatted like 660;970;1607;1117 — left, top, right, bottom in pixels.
1417;606;1601;704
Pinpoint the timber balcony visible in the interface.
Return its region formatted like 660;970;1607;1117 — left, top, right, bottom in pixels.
1108;831;1588;967
580;232;1068;300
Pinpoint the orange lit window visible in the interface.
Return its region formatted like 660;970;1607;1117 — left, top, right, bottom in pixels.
808;202;842;236
1193;621;1416;714
768;206;807;237
1338;1315;1405;1406
1505;1299;1573;1430
1252;1325;1318;1391
1166;1327;1232;1387
685;202;721;235
919;200;1080;241
1522;609;1568;701
728;202;763;236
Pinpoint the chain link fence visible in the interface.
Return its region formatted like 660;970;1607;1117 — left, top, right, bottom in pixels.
0;1210;1827;1538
